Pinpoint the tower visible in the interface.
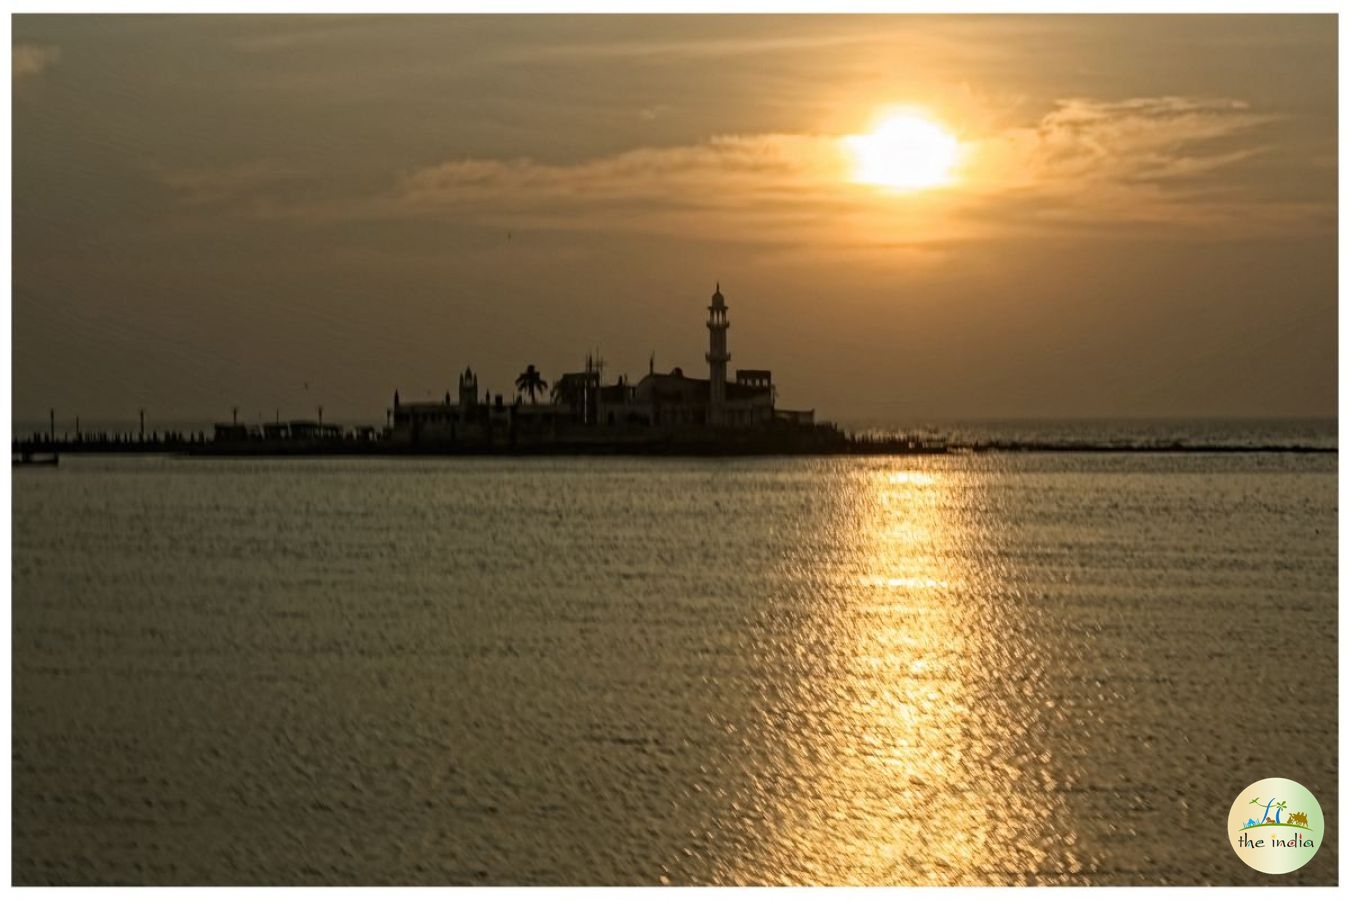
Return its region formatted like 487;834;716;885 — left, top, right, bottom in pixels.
706;282;730;426
458;366;479;409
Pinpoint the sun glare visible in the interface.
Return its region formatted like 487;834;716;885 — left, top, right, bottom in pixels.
844;109;962;192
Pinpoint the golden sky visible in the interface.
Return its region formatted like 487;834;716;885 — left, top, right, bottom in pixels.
11;15;1338;425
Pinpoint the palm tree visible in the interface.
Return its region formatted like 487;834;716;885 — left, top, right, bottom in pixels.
1255;796;1286;824
515;364;548;404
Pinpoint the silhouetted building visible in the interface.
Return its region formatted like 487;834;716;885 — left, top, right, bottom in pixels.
628;286;794;428
213;423;250;442
385;284;812;445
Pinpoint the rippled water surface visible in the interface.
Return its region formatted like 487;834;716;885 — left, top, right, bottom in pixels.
11;453;1338;885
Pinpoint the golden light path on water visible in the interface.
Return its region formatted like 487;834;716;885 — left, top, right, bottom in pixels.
721;460;1086;884
9;454;1338;884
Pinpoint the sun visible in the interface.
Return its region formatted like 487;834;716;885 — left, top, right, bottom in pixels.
843;108;962;192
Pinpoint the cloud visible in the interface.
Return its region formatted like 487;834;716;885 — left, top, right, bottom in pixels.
165;95;1328;252
954;95;1309;232
488;29;894;64
158;162;311;208
395;133;850;230
971;97;1269;190
225;17;376;55
13;44;59;80
386;95;1312;244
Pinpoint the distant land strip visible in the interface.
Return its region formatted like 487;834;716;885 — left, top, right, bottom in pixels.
10;435;1338;458
954;441;1336;454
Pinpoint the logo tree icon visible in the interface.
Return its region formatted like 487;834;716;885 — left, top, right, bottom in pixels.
1251;796;1287;824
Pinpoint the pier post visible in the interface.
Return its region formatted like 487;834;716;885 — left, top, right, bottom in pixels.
49;408;54;442
139;408;145;442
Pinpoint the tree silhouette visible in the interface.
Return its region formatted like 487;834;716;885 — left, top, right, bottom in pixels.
515;364;548;404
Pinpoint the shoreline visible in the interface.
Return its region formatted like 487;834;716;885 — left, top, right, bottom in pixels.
11;440;1338;458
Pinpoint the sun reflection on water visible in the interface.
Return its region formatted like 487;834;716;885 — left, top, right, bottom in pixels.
725;460;1082;884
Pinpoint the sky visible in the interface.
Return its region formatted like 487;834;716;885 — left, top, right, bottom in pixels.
10;14;1338;428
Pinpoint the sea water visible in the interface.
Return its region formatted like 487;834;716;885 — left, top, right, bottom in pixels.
10;449;1337;884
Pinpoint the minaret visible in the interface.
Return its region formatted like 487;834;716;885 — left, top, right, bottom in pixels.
706;282;730;426
458;367;478;409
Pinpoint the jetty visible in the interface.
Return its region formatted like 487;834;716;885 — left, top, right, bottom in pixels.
11;424;948;459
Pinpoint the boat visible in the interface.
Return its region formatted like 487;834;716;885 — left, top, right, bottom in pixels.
12;450;59;467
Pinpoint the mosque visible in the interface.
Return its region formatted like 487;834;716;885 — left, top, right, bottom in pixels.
388;284;815;446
